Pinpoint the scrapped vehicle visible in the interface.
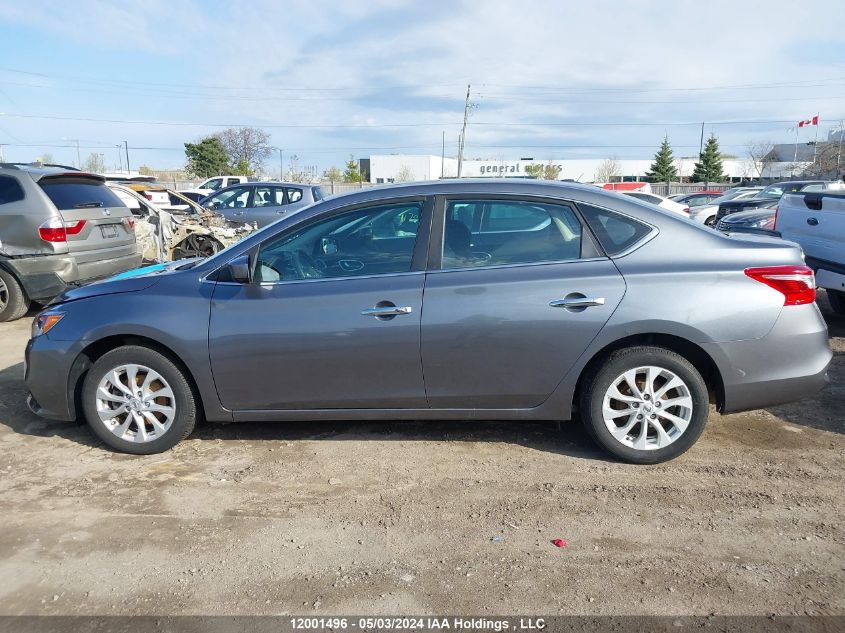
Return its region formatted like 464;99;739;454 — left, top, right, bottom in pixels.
26;180;831;464
689;187;762;227
116;182;170;208
0;163;140;321
776;190;845;314
107;184;254;262
715;201;779;234
180;175;257;199
201;181;325;228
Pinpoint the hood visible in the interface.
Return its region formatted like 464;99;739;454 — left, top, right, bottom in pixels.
720;208;775;225
49;260;199;305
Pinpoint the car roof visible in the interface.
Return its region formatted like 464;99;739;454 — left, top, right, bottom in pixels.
0;162;104;182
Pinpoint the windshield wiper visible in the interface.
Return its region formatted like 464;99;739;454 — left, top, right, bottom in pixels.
72;201;104;208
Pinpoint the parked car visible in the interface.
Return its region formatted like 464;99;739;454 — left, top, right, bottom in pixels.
668;191;723;206
715;200;779;234
180;175;258;199
689;188;763;227
0;163;140;321
621;191;690;215
714;181;844;224
114;182;170;208
26;180;831;463
200;181;325;228
775;190;845;314
108;183;255;262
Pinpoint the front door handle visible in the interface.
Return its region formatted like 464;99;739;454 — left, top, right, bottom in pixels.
361;306;413;318
549;296;606;309
807;217;819;226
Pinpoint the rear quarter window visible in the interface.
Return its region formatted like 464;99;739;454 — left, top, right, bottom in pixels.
39;178;126;210
311;186;324;201
578;203;654;256
0;175;25;205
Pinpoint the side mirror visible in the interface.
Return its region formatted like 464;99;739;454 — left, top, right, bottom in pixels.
227;255;252;284
319;237;338;255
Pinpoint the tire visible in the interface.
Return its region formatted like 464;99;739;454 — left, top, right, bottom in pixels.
0;267;31;322
704;216;716;228
579;346;709;464
827;289;845;315
81;345;197;455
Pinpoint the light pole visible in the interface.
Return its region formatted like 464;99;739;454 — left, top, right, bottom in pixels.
62;138;81;168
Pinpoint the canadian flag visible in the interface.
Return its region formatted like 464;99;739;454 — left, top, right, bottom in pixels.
798;116;819;127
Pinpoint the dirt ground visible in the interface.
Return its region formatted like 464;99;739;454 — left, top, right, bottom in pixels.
0;294;842;617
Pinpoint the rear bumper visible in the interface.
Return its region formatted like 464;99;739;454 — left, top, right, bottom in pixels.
702;302;833;413
5;250;142;301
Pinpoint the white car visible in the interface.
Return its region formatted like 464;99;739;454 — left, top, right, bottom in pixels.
180;175;257;199
688;187;763;227
622;191;690;216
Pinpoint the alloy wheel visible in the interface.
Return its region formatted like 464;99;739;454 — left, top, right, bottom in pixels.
95;364;176;443
602;365;693;450
0;277;7;312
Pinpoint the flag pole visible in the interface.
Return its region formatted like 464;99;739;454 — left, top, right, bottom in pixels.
793;124;799;177
813;113;820;176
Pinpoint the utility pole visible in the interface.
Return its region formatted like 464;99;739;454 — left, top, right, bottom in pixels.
457;84;471;178
123;141;130;173
116;145;123;172
441;130;445;179
279;148;284;180
836;120;844;178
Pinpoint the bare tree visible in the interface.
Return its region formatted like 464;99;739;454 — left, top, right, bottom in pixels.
285;154;311;183
81;152;106;173
746;140;775;179
543;162;562;180
594;157;621;183
395;165;416;182
323;166;343;182
215;127;272;173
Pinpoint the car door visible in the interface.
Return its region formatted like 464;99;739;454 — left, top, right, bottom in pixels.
247;185;288;227
420;195;626;409
205;185;253;224
208;197;432;412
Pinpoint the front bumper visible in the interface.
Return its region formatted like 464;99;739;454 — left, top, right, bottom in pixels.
24;335;79;421
702;302;833;413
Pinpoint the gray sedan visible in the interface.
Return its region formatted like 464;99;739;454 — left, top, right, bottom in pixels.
201;181;324;228
25;180;831;463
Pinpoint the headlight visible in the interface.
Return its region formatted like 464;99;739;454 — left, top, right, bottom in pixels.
32;312;64;338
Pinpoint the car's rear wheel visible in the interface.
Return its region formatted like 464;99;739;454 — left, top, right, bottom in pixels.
0;268;30;322
704;216;716;227
580;346;709;464
827;289;845;315
81;346;197;454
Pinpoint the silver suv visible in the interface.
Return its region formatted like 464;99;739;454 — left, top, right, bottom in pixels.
0;163;141;321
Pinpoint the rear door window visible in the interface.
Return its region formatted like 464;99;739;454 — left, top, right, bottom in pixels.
286;188;304;204
39;177;125;210
0;176;25;205
578;203;653;256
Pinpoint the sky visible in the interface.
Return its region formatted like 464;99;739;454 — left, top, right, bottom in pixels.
1;0;844;174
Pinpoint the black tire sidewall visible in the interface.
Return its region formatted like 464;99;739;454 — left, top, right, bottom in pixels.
0;268;30;322
82;346;196;455
827;289;845;315
581;346;709;464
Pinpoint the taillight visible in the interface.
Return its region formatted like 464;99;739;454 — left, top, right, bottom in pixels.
744;265;815;306
683;206;690;214
123;216;135;231
38;219;87;242
144;193;153;201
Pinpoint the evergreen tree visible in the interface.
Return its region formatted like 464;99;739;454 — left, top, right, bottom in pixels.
645;136;678;183
343;155;362;182
691;134;726;183
184;137;229;178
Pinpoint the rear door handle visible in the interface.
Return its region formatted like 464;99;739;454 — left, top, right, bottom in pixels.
361;306;413;317
807;217;819;226
549;297;606;308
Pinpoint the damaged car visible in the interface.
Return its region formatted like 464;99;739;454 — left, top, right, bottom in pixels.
107;183;255;262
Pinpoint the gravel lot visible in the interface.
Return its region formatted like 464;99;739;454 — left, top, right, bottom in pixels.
0;294;842;616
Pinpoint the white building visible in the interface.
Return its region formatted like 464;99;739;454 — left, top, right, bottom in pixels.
367;154;806;184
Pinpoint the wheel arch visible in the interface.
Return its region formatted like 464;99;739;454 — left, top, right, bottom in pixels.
68;334;206;422
572;332;726;417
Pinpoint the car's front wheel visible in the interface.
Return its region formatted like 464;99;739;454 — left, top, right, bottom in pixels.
81;345;197;454
704;216;716;227
580;346;709;464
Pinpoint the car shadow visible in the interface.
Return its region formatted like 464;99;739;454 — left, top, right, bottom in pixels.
0;361;611;461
